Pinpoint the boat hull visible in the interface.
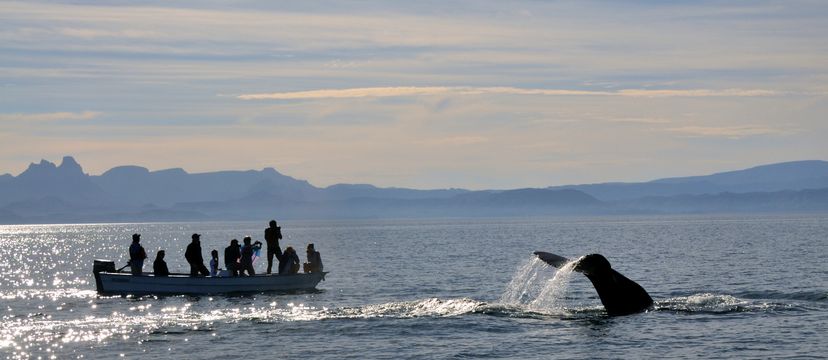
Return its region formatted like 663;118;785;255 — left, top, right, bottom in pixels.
95;271;326;295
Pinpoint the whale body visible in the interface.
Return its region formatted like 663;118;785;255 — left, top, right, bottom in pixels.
534;251;653;316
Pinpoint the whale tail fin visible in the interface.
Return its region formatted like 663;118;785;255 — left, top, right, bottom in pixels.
533;251;571;268
534;251;653;316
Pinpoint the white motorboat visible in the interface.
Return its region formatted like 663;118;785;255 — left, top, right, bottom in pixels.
93;260;326;295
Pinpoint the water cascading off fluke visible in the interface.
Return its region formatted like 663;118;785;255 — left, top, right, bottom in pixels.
500;255;578;312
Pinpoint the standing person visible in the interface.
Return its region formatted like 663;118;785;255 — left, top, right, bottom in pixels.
153;250;170;277
209;249;220;277
224;239;241;277
265;220;283;274
239;236;256;276
303;243;323;273
129;233;147;276
185;233;209;277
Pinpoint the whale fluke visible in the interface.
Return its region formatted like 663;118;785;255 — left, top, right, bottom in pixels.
533;251;653;316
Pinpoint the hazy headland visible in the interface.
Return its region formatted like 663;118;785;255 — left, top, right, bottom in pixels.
1;156;826;224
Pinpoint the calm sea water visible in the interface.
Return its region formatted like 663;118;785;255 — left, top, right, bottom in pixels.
1;215;826;359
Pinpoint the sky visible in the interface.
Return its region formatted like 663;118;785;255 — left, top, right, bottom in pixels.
1;0;827;189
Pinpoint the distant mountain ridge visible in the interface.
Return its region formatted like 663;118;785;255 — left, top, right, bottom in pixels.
0;156;826;224
550;160;828;201
1;156;107;205
94;164;318;207
652;160;828;185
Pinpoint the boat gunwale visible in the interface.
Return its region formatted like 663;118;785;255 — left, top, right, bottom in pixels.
98;271;328;279
94;270;328;295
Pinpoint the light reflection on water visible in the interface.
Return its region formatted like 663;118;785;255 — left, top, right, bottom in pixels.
1;216;827;359
1;292;487;359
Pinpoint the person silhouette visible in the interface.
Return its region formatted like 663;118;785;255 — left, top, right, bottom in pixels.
278;246;300;275
224;239;241;277
265;220;283;274
240;236;256;276
303;243;323;273
129;233;147;276
209;249;220;277
153;250;169;277
184;233;209;277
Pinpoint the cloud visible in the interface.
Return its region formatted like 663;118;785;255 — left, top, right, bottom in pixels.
0;111;101;122
417;136;490;146
606;117;672;124
237;86;779;100
239;87;460;100
665;126;791;139
2;1;826;189
617;89;779;97
59;27;161;40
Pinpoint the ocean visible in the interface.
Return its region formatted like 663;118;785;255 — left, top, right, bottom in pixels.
1;215;826;359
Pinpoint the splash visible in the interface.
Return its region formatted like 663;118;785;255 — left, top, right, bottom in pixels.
499;255;578;312
528;260;577;311
499;257;549;304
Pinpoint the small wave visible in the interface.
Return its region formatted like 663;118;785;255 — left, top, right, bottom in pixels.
194;297;490;324
3;291;812;353
475;303;606;320
471;303;553;319
654;293;796;314
326;297;485;319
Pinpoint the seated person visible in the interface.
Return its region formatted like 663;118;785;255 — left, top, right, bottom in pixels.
153;250;170;277
303;243;323;273
209;249;220;277
224;239;241;277
278;246;301;275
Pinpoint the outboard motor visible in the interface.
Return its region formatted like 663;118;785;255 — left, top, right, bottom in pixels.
93;259;116;293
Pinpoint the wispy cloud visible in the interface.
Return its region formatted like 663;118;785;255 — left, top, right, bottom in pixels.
617;89;779;97
666;126;792;139
238;87;778;100
239;87;461;100
417;136;490;146
59;27;161;40
1;1;826;188
606;117;672;124
0;111;101;122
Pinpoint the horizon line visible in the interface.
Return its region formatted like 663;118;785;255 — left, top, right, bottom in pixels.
4;156;826;191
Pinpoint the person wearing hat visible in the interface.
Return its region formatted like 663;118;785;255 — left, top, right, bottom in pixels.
224;239;241;277
184;233;209;277
128;233;147;276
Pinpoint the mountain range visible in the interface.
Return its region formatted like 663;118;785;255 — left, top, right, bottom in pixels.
1;156;827;224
